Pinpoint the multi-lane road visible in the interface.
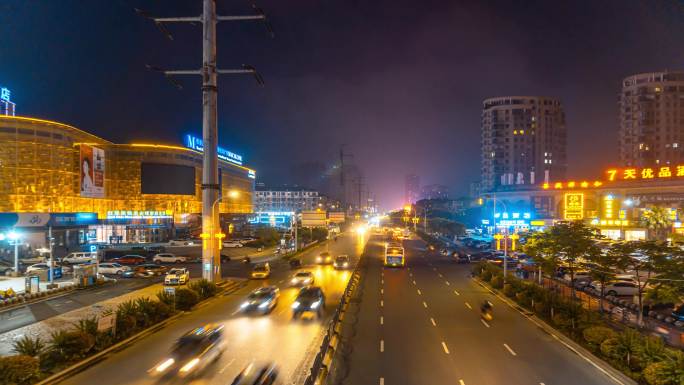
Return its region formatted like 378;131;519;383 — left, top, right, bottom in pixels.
60;232;367;385
344;236;622;385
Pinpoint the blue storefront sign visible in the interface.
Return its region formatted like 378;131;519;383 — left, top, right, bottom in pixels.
0;212;98;228
184;134;244;166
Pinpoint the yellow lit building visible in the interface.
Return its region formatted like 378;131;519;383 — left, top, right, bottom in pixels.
0;115;254;246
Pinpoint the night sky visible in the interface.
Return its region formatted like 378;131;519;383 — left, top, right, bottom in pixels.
2;1;684;209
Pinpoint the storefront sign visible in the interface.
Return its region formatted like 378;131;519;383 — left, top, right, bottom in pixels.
564;193;584;220
106;210;172;219
606;165;684;182
0;87;10;102
80;144;105;198
248;170;256;179
184;134;243;166
48;212;98;226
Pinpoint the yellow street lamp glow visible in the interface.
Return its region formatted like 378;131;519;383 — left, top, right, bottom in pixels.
403;205;412;212
228;190;239;199
493;233;504;250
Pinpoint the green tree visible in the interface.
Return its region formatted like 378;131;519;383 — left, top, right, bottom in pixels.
641;206;673;241
611;241;674;326
643;350;684;385
0;355;40;385
586;248;619;314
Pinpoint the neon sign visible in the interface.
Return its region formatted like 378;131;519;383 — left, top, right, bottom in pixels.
606;166;684;182
106;210;172;219
564;193;584;220
184;134;243;166
0;88;10;102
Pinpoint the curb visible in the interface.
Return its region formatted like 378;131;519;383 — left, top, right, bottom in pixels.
36;310;187;385
473;277;637;385
36;279;244;385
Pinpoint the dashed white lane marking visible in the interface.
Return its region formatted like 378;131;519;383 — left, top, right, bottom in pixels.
454;290;460;295
430;317;436;326
412;280;416;285
409;273;412;277
278;279;285;284
65;300;73;304
540;383;545;385
480;319;490;328
381;279;384;285
380;316;384;325
445;281;450;286
219;358;236;373
438;273;443;278
380;378;385;385
441;341;450;354
380;300;384;307
417;289;422;295
432;267;437;271
380;340;384;352
381;289;384;294
422;301;428;308
503;343;517;356
459;380;466;385
465;302;472;309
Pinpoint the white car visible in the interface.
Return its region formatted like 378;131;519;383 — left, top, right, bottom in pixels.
222;240;244;248
167;239;198;246
152;253;187;264
165;268;190;285
290;271;315;286
98;262;131;275
25;263;51;274
592;281;639;297
62;252;97;265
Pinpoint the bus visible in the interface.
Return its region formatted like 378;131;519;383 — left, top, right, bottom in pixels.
384;243;405;267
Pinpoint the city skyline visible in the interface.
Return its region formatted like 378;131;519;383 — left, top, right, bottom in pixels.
3;1;684;208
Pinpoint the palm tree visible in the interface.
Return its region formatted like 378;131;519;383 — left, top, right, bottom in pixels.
641;206;673;240
12;335;45;357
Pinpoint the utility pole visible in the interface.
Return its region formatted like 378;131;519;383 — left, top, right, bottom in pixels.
138;1;272;282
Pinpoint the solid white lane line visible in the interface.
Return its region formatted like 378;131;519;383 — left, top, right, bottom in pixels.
380;340;384;352
441;341;450;354
430;317;436;326
454;290;460;295
380;378;385;385
380;316;384;325
417;289;422;295
503;343;517;356
480;319;490;328
219;358;236;373
445;281;450;286
465;302;472;309
380;300;384;307
422;301;428;308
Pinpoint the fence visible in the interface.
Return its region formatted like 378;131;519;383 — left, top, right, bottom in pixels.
302;261;363;385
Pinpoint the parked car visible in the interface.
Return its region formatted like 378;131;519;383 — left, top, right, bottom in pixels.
230;363;279;385
316;252;332;264
153;253;188;264
333;255;350;269
167;239;199;247
455;254;471;264
250;263;271;279
239;286;280;314
25;263;51;274
135;264;168;277
292;286;325;319
563;271;592;285
223;240;244;248
165;268;190;285
62;252;97;265
591;281;639;297
0;260;14;276
112;255;146;265
98;262;131;275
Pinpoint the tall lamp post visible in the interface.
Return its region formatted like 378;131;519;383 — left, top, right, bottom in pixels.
7;231;21;276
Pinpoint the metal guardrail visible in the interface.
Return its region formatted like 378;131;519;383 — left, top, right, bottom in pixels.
303;263;363;385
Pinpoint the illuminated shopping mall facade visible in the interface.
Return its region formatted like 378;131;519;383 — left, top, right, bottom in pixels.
481;165;684;240
0;115;255;250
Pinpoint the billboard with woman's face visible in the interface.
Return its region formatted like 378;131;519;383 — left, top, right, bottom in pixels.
80;144;105;198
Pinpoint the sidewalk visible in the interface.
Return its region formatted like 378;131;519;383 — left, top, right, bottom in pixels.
0;282;165;356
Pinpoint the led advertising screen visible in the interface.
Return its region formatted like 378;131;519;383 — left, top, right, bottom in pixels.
141;163;195;195
80;144;105;198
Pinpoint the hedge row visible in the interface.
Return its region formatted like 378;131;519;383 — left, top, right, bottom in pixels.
0;286;74;308
0;279;218;385
473;262;684;385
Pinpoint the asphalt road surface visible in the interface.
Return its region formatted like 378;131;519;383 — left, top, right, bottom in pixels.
61;232;367;385
343;236;620;385
0;247;272;335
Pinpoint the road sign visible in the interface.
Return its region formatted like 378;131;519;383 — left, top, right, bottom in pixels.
164;286;176;296
89;245;97;252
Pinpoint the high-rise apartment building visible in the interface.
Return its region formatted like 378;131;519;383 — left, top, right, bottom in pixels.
421;184;450;200
619;71;684;167
481;96;567;191
404;174;420;204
